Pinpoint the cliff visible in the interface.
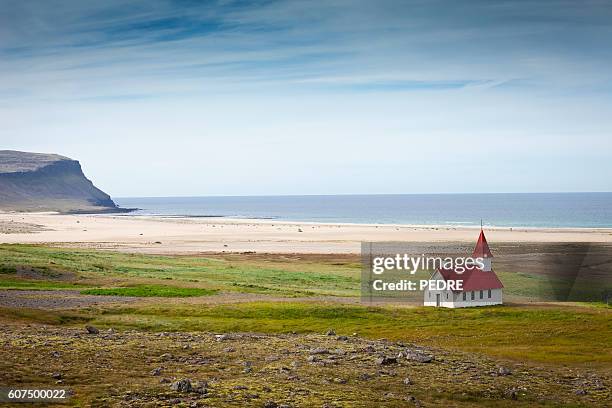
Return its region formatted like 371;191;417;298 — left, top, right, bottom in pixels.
0;150;125;213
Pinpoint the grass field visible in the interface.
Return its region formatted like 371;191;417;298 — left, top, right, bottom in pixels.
81;285;218;297
1;244;610;406
4;301;609;367
0;244;610;367
0;244;582;300
0;244;360;296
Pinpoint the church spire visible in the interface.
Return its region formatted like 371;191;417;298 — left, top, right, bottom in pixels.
472;229;493;259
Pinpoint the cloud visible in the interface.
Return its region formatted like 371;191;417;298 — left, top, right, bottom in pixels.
0;0;611;194
1;0;609;104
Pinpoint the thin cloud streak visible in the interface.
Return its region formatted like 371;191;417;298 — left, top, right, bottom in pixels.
2;0;610;103
0;0;611;195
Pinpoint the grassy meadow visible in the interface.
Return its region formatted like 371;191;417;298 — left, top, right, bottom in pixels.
0;243;581;299
0;244;610;368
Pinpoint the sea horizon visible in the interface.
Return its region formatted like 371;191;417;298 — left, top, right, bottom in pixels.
114;192;612;229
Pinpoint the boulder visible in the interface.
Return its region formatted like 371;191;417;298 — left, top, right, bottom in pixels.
170;379;192;393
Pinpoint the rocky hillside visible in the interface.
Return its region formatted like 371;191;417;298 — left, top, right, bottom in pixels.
0;150;124;213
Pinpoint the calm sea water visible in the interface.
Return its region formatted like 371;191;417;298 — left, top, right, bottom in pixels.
114;193;612;228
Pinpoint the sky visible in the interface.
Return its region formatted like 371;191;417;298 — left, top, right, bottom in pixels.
1;0;611;197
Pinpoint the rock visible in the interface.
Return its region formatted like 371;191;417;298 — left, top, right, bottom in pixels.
215;334;230;342
406;395;422;406
51;372;62;380
403;377;412;385
307;355;317;363
160;377;171;384
309;348;330;355
150;367;162;376
170;378;192;393
194;382;208;395
263;401;278;408
376;356;397;365
337;335;348;341
51;351;61;358
265;355;280;362
224;347;236;353
160;353;173;361
85;325;99;334
332;377;347;384
401;351;432;363
575;389;587;396
504;388;518;400
326;329;336;336
498;366;512;376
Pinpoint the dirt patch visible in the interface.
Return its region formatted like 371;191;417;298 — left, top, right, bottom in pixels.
0;219;47;234
12;265;77;281
0;290;140;310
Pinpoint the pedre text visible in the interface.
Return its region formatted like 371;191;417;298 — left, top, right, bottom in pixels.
372;279;463;291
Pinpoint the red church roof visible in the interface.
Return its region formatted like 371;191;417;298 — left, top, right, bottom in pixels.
434;230;502;291
472;230;493;259
437;266;504;291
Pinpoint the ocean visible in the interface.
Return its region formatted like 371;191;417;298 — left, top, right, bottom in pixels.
114;193;612;228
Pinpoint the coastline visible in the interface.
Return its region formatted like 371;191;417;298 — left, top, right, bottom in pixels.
1;212;611;254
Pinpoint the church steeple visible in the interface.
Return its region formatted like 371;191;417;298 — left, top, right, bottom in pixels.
472;228;493;271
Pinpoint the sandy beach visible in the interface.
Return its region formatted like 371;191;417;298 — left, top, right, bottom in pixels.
1;212;611;254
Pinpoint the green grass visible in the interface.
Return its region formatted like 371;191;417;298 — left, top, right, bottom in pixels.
81;285;217;297
0;279;89;290
0;243;584;300
0;244;359;296
0;265;17;274
13;301;608;366
1;244;610;367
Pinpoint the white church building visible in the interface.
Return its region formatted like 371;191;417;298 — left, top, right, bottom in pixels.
424;229;503;308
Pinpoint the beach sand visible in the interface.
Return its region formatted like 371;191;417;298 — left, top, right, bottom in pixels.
1;212;611;254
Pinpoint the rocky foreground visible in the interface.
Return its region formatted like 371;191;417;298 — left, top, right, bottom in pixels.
1;324;609;407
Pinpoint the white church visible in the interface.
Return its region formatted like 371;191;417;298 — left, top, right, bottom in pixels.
424;229;504;308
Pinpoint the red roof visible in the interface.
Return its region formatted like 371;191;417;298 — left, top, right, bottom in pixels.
432;230;503;292
472;230;493;259
437;266;504;291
